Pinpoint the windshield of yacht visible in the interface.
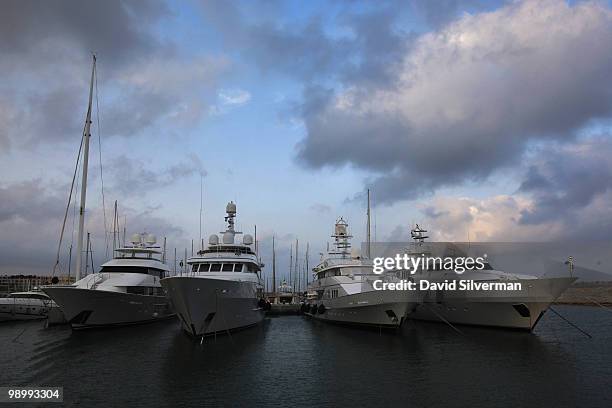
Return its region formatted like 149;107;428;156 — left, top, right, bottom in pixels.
99;266;166;277
190;262;259;273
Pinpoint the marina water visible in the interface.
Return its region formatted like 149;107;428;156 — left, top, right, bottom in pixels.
1;305;610;407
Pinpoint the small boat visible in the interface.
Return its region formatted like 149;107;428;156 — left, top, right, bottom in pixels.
0;291;62;322
277;280;296;304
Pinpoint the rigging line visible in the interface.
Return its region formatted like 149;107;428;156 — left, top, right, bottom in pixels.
548;306;592;338
421;302;464;336
52;133;85;276
94;64;109;259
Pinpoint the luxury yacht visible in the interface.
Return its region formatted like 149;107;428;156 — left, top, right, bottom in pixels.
404;226;576;331
0;291;62;322
305;218;417;328
43;233;173;328
161;202;266;337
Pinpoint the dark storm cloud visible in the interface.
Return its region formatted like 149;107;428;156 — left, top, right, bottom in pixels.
0;0;167;65
198;0;410;87
0;180;64;223
0;0;228;149
295;0;612;204
108;154;206;195
0;179;186;274
518;139;612;226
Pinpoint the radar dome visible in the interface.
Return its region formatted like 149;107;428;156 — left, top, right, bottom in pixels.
226;201;237;214
243;234;253;245
131;233;142;245
222;231;234;244
335;224;347;236
145;234;157;245
209;234;219;245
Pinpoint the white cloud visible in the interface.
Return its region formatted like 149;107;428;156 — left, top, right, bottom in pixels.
218;88;252;106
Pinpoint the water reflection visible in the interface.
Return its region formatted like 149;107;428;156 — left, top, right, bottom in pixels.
0;306;609;407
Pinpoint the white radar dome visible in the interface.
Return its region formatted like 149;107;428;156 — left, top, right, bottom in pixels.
335;224;347;236
222;232;235;244
209;234;219;245
243;234;253;245
226;201;237;214
131;233;142;245
145;234;157;245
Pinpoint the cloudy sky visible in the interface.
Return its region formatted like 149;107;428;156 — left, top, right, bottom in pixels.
2;0;612;280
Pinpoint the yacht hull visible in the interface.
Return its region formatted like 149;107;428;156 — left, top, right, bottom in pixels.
161;276;264;336
42;286;174;328
306;290;417;328
408;276;576;330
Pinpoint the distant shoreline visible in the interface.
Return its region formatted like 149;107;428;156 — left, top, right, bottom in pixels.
554;283;612;306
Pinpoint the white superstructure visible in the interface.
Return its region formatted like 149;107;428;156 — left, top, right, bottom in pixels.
161;202;266;337
305;218;417;327
43;233;173;328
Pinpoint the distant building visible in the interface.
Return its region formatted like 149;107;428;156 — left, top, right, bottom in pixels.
0;275;75;295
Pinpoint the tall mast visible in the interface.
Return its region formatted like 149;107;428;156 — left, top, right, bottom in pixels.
272;235;276;296
295;239;299;292
366;188;371;259
289;243;293;291
305;242;309;287
199;175;203;251
112;200;118;255
75;55;96;281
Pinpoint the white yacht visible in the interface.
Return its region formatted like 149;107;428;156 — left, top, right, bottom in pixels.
404;226;576;331
0;291;62;322
277;280;295;304
42;233;174;328
161;202;266;337
305;218;418;328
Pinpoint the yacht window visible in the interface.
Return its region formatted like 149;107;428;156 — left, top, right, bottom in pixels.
247;264;257;273
210;263;222;272
199;264;210;273
222;263;234;272
126;286;146;295
234;264;244;272
192;264;198;272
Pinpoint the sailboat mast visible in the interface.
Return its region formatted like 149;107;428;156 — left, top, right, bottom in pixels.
272;235;276;297
75;55;96;281
289;243;293;291
305;242;309;287
294;239;299;292
366;188;371;259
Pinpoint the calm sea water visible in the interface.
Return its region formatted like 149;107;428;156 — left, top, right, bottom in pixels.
0;305;610;407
